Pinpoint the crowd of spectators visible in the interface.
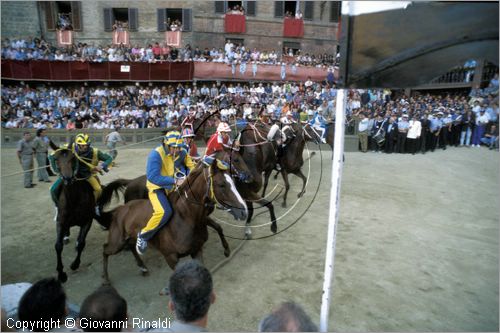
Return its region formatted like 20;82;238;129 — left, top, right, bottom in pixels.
2;72;498;149
1;79;338;131
1;37;338;68
1;260;317;332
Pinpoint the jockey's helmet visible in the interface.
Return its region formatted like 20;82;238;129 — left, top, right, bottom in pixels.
182;128;195;138
216;122;231;133
164;131;181;147
75;133;90;145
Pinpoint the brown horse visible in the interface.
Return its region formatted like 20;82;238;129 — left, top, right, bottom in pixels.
51;143;96;283
100;157;248;284
237;122;278;237
266;122;308;208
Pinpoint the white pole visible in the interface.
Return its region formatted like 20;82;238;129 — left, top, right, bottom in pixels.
319;88;347;332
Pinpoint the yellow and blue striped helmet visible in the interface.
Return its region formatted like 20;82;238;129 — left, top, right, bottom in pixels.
164;131;181;147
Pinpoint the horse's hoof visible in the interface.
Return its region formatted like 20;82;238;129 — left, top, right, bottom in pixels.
159;287;170;296
244;230;252;240
58;272;68;283
70;261;80;271
140;267;149;276
297;191;305;198
224;249;231;257
282;202;287;208
271;223;277;234
63;236;70;245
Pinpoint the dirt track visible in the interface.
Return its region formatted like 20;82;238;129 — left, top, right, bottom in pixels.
1;144;498;331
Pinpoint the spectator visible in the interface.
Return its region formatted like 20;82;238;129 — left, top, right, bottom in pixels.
18;278;80;332
16;131;35;188
78;286;128;332
155;260;215;332
480;123;499;149
258;302;317;332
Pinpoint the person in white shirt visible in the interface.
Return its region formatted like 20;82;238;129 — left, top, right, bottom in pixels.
472;109;490;147
406;114;422;154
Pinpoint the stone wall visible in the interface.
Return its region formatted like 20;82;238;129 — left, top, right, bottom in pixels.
1;1;41;38
3;1;338;53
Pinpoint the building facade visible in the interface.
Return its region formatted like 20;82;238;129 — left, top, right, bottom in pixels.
1;1;341;55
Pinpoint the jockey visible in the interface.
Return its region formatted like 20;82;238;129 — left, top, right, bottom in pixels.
49;133;113;218
205;122;239;156
180;127;200;160
136;131;193;255
308;109;327;143
280;111;297;143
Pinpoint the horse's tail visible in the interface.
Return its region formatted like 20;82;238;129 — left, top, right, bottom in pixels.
98;178;133;208
95;209;115;230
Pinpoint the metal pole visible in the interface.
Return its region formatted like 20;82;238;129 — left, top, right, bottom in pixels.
319;89;347;332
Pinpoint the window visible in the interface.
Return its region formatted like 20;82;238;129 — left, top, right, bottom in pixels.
275;1;297;18
303;1;313;21
330;1;341;23
157;8;192;32
215;1;256;16
283;41;301;55
103;8;138;31
42;1;81;31
226;37;244;46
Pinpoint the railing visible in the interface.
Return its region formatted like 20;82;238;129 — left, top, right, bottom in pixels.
1;60;333;83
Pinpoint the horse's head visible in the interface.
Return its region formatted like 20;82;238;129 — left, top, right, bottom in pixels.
303;124;322;144
206;158;248;221
52;148;77;184
215;148;254;184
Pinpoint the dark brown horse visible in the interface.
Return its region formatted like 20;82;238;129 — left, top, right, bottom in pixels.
303;122;335;149
99;157;248;284
266;122;308;208
237;122;278;237
51;143;96;283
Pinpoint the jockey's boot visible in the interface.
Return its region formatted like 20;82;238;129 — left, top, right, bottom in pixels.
136;233;148;255
321;137;326;144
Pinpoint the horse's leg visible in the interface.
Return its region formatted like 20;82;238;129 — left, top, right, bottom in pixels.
164;253;179;270
248;192;277;234
55;223;68;283
280;169;291;208
70;221;92;271
130;245;149;276
191;249;204;263
206;217;230;257
273;170;280;180
261;169;272;198
245;200;254;239
294;169;307;198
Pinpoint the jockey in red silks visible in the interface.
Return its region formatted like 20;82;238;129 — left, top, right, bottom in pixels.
204;122;239;156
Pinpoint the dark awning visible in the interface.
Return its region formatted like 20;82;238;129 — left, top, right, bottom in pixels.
338;1;499;88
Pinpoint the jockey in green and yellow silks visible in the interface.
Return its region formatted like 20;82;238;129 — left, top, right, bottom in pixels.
49;133;113;218
136;131;195;255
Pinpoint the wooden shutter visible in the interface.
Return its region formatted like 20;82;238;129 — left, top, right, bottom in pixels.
103;8;113;31
70;1;82;31
128;8;138;31
304;1;314;20
215;1;225;14
245;1;256;16
157;8;167;31
274;1;284;18
330;1;340;22
182;9;192;32
44;1;56;31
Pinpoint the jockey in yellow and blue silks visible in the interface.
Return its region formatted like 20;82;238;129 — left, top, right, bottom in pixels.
49;133;113;218
136;131;195;255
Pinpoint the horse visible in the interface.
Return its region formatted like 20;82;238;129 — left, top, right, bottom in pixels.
99;157;248;285
97;149;253;257
51;143;97;283
237;122;278;237
191;112;218;143
303;122;335;149
264;122;308;208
